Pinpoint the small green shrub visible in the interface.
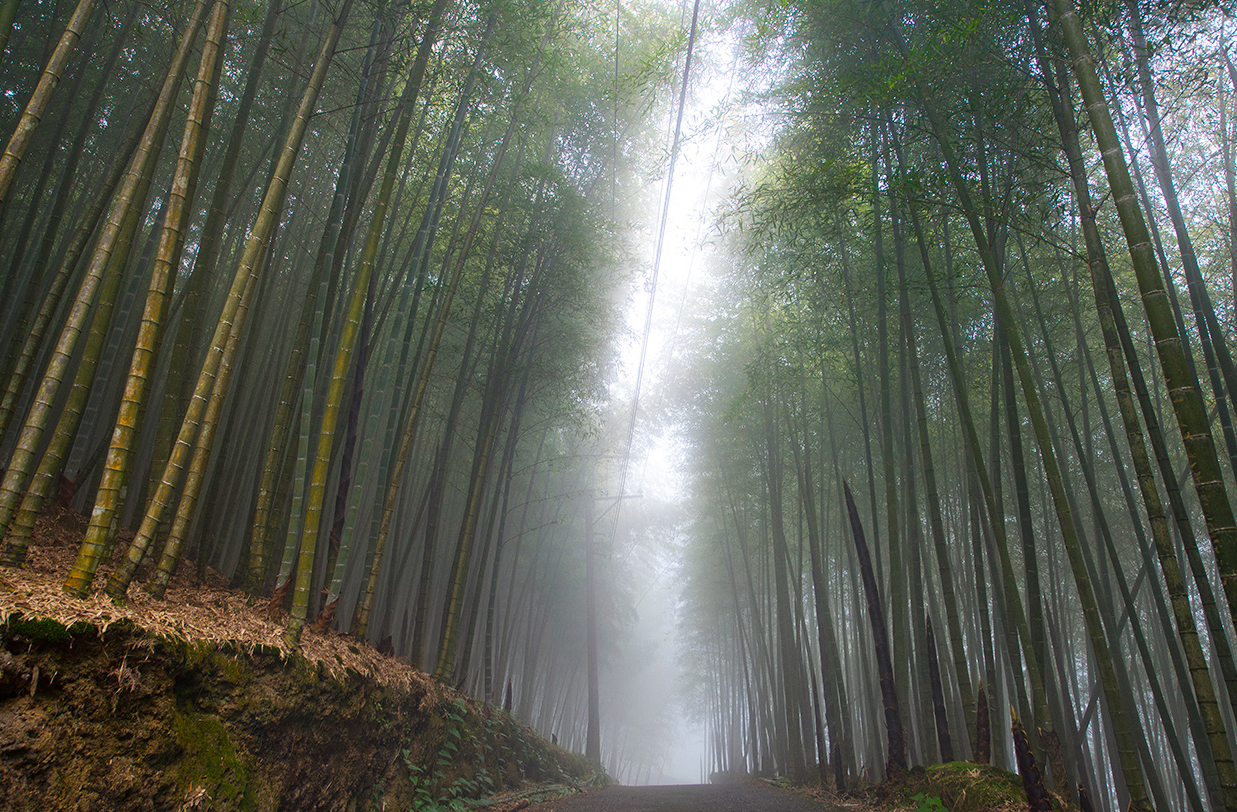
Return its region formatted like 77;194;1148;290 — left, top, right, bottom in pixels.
911;793;948;812
403;699;496;812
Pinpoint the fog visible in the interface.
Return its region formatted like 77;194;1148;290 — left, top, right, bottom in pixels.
587;5;745;783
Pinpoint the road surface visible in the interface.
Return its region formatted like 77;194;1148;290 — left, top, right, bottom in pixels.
528;783;840;812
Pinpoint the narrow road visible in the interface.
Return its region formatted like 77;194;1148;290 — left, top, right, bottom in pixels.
529;783;840;812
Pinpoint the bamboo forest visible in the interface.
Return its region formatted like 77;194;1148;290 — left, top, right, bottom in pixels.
2;0;1237;810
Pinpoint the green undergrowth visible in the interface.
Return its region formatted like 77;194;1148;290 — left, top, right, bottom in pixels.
402;697;499;811
872;762;1076;812
391;693;606;812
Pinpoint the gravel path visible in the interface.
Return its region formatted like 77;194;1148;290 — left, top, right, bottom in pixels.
528;783;841;812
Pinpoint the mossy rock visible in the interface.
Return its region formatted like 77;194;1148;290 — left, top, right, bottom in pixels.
882;762;1077;812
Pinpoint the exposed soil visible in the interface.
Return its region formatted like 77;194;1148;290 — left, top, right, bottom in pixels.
0;510;599;812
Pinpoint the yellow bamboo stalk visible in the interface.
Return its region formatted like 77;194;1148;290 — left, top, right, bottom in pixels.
0;0;211;551
102;0;354;600
63;0;230;594
148;265;255;598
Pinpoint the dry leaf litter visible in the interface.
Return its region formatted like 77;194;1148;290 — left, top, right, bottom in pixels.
0;506;432;695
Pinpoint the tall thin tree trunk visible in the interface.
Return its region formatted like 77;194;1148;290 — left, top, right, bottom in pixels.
792;395;848;789
872;124;907;717
884;19;1154;802
354;13;500;641
891;175;974;758
844;480;905;776
0;0;210;555
76;0;230;589
1051;0;1237;682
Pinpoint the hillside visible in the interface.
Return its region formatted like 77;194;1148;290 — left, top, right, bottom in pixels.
0;511;600;812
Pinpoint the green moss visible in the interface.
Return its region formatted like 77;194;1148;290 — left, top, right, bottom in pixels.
4;615;93;642
208;650;251;685
172;709;258;811
893;762;1073;812
168;641;255;689
164;637;209;669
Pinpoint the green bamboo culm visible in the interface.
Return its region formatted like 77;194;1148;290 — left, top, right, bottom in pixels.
0;0;99;207
1051;8;1237;802
284;225;374;645
1049;0;1237;650
10;195;153;567
0;0;21;58
1025;6;1237;804
879;9;1152;804
0;134;137;452
0;0;212;569
0;3;141;393
355;11;498;643
307;0;453;632
902;176;1052;758
102;0;355;600
266;270;329;612
148;268;254;598
66;0;229;595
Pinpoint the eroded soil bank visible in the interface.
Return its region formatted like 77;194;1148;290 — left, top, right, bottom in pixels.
0;558;597;812
0;619;597;811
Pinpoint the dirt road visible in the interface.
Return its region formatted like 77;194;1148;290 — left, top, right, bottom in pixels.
528;783;839;812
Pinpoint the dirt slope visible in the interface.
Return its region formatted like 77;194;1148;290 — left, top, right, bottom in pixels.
0;527;598;812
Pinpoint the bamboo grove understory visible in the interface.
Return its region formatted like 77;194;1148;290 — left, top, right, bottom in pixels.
5;0;1237;804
